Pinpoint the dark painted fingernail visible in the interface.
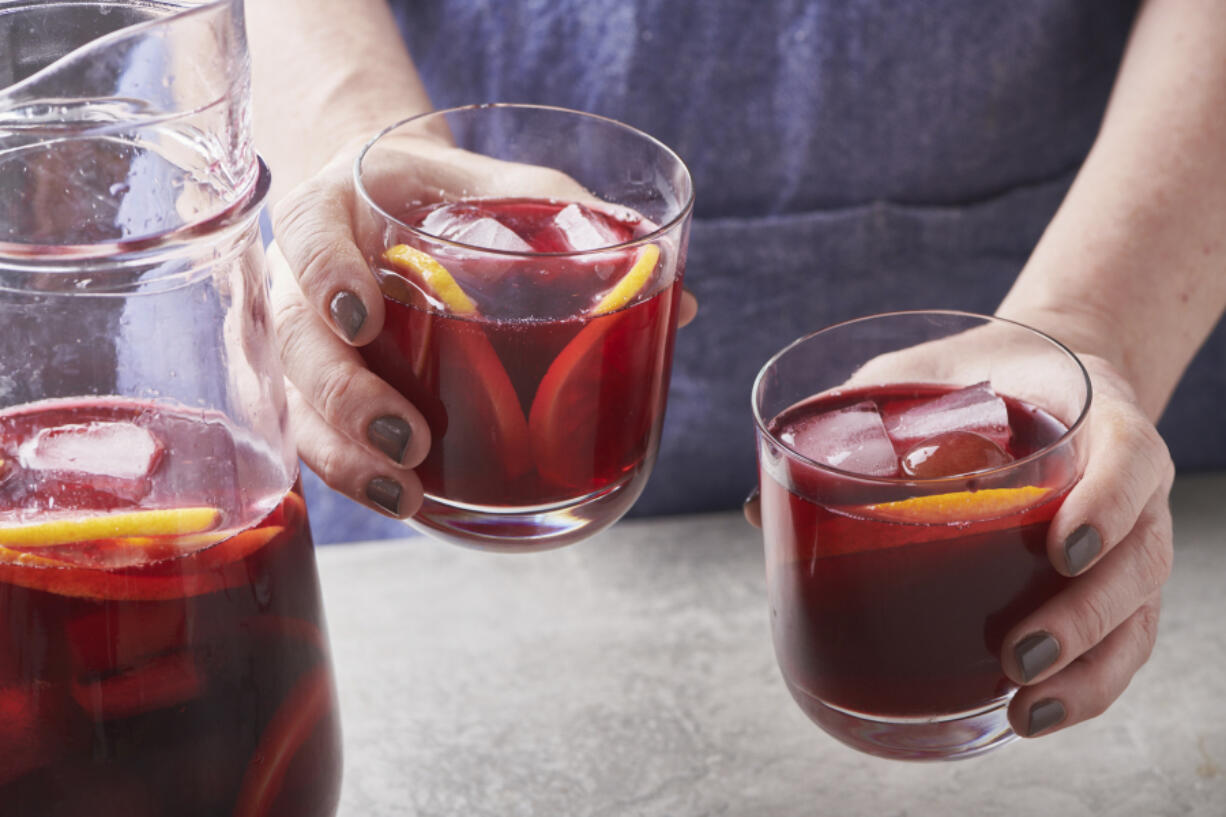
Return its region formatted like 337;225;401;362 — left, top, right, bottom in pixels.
1015;631;1060;682
330;291;367;341
1026;698;1066;736
744;485;760;506
1064;524;1102;575
367;415;412;464
365;477;402;516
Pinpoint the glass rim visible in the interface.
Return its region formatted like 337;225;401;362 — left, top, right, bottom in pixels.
0;0;240;138
352;102;696;259
0;155;269;277
750;309;1094;487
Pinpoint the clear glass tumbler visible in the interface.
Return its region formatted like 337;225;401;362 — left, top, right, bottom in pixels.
752;311;1090;760
354;104;694;551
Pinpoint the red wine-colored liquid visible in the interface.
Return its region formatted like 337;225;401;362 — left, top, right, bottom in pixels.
760;385;1076;719
0;399;341;817
361;197;683;510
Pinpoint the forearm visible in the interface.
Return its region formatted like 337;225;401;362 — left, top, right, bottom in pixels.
245;0;433;201
998;0;1226;421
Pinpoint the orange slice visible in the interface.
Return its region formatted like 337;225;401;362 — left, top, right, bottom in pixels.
591;244;659;315
232;664;335;817
528;279;675;490
863;485;1051;524
383;245;478;315
0;506;221;549
0;523;284;601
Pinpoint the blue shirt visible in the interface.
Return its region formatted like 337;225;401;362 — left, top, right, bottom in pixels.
303;0;1226;543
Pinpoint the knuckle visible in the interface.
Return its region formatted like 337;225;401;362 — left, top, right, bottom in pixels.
1067;591;1115;652
1096;484;1140;543
311;441;348;490
294;234;352;292
1133;600;1162;661
1082;679;1113;720
312;362;357;423
271;296;314;362
1106;407;1170;481
1136;522;1174;591
271;181;322;241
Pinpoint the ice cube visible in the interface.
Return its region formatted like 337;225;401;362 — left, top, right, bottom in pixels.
553;202;623;251
781;401;899;477
884;382;1010;451
420;203;533;252
419;202;481;238
450;217;533;252
19;421;163;501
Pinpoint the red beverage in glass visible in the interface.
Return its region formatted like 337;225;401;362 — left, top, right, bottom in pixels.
755;313;1091;762
360;197;684;547
761;385;1075;725
0;399;342;817
354;105;693;550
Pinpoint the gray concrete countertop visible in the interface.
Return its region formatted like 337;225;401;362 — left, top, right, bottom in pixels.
317;473;1226;817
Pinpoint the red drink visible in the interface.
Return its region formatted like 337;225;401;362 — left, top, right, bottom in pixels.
361;197;684;547
754;312;1090;759
0;399;342;817
759;383;1081;758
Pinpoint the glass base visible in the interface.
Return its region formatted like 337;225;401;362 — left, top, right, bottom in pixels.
786;681;1018;761
409;473;644;552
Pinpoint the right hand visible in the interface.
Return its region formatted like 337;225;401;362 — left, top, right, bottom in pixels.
268;135;696;519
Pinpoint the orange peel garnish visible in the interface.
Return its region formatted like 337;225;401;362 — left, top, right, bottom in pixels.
383;245;478;315
863;485;1051;524
0;507;221;549
591;244;659;315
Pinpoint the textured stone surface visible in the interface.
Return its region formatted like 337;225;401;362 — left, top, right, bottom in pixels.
318;473;1226;816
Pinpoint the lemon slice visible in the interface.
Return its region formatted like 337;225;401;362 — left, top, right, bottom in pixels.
0;507;222;549
864;486;1051;524
591;244;660;315
383;245;478;315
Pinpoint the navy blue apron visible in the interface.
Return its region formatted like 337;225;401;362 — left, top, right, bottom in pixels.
303;0;1226;542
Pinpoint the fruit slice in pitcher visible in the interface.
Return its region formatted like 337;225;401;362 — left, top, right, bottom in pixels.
529;247;668;490
0;516;284;601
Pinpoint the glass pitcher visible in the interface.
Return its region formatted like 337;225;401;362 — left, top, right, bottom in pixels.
0;2;343;814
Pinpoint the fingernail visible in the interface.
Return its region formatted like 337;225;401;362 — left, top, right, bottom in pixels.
367;415;412;464
744;485;760;505
1064;524;1102;575
1026;698;1066;736
1015;631;1060;682
365;477;402;516
330;291;367;341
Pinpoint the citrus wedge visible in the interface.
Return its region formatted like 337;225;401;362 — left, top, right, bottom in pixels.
529;280;676;490
591;244;659;315
71;651;203;721
366;247;532;496
233;664;334;817
863;485;1051;524
0;506;221;549
383;244;478;315
0;522;284;601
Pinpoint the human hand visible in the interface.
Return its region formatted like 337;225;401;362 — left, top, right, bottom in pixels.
997;352;1173;737
745;331;1174;738
269;135;697;519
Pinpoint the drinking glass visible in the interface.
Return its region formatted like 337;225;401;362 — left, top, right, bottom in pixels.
354;104;694;551
0;2;342;813
752;311;1090;760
